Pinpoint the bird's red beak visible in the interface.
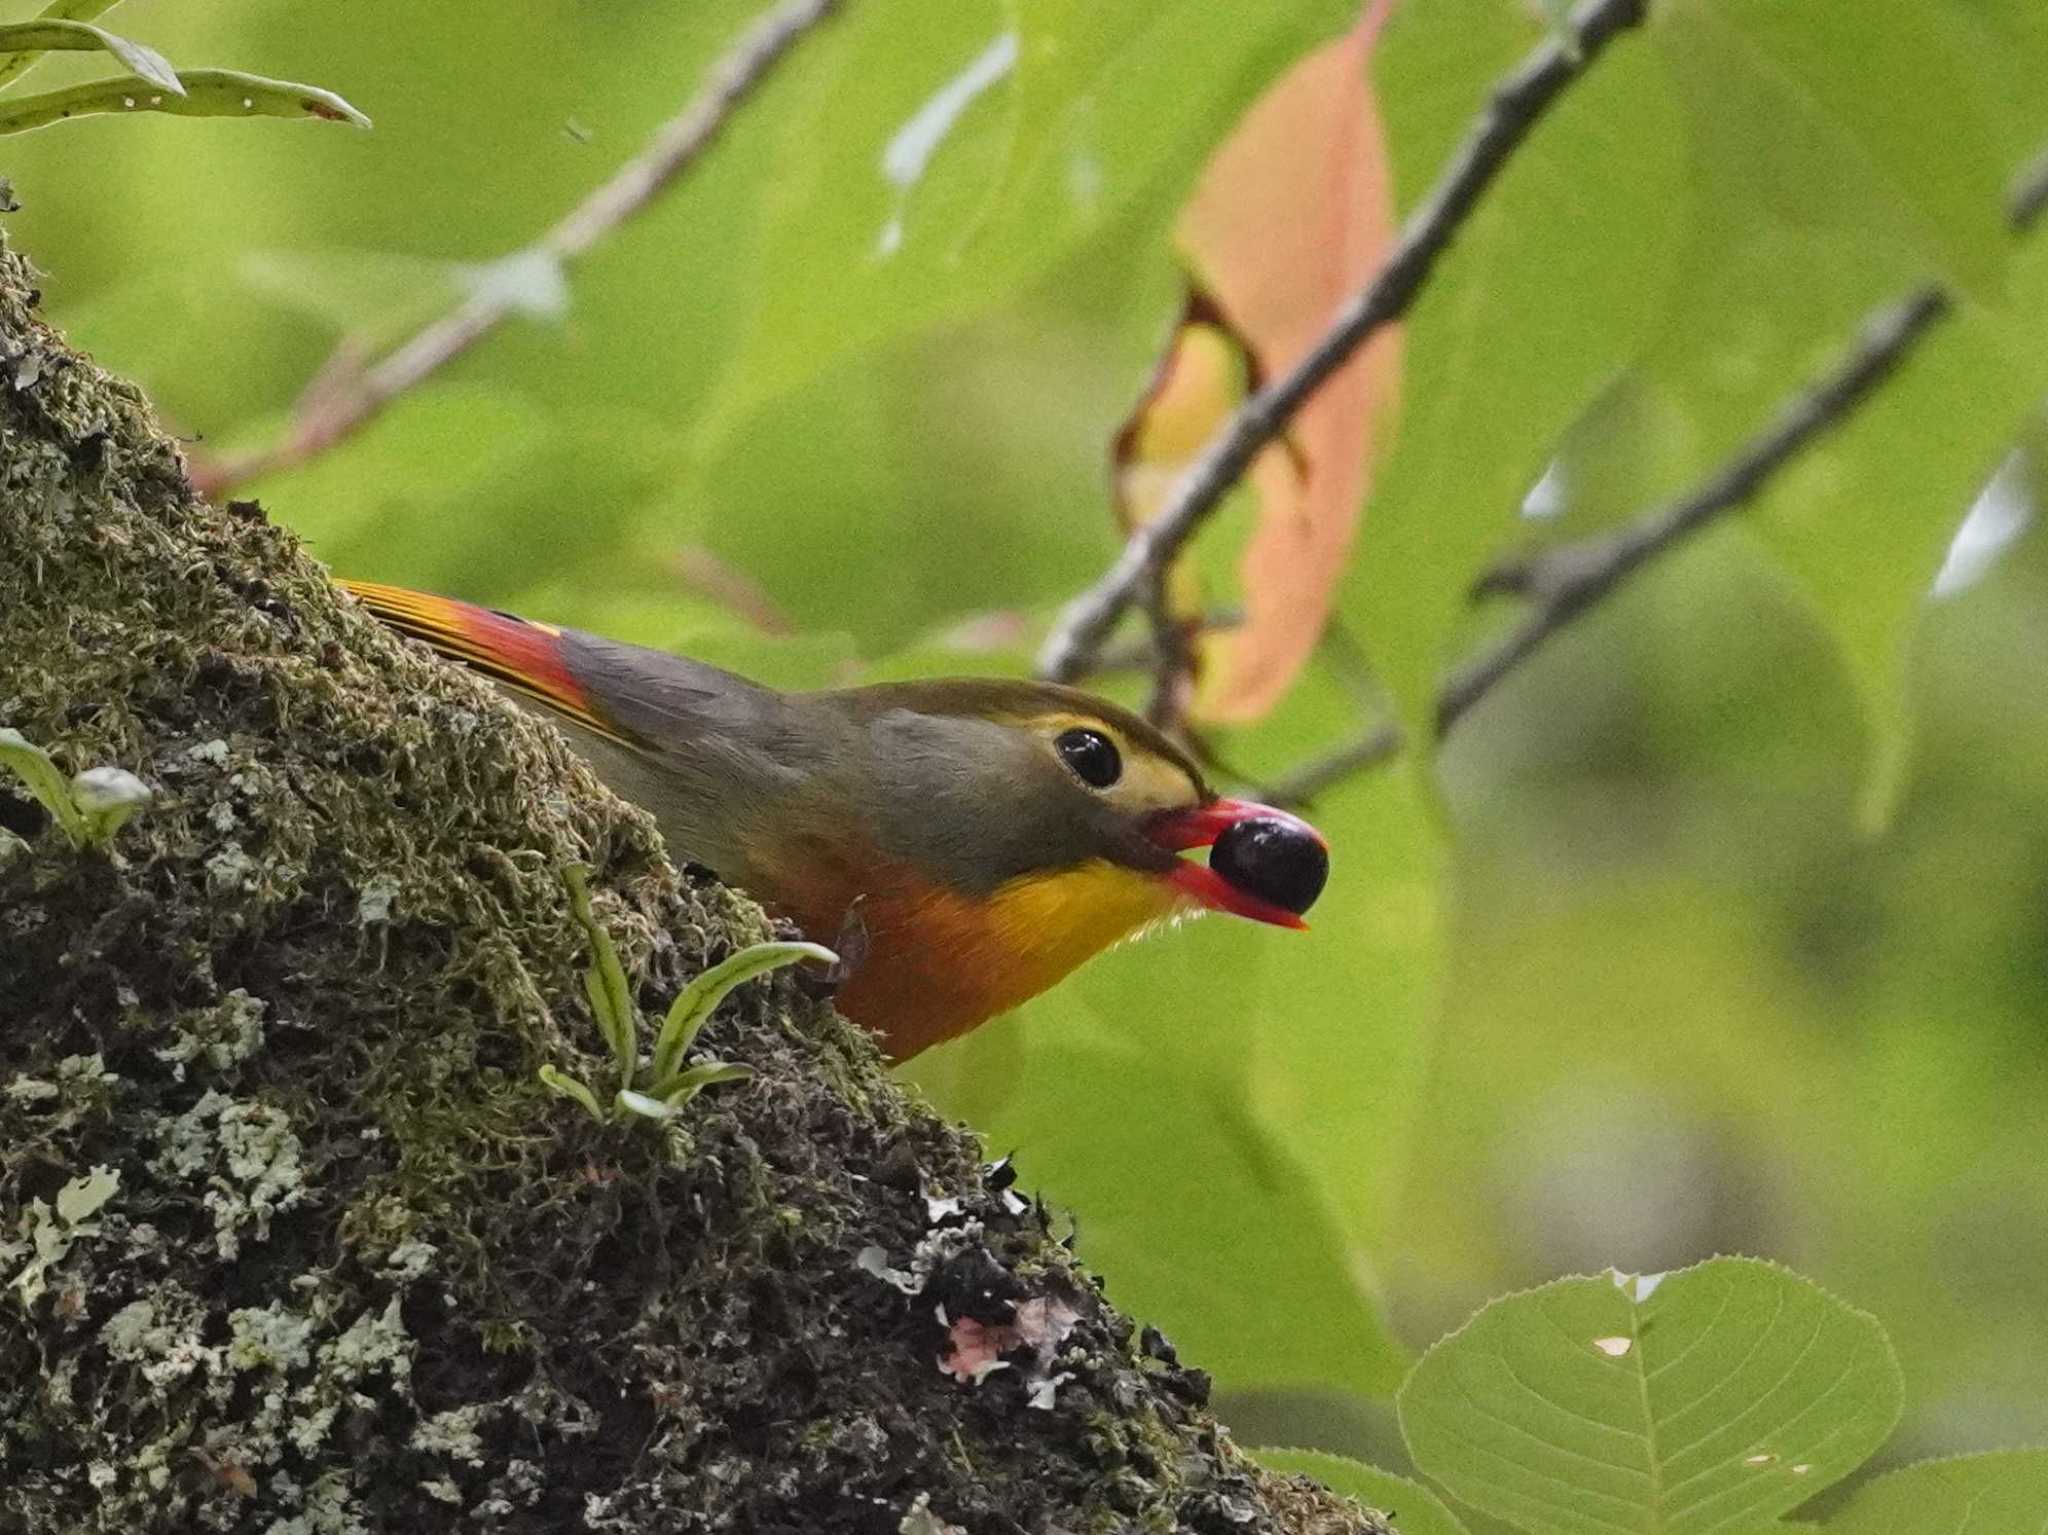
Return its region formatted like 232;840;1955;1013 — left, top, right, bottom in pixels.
1143;797;1326;930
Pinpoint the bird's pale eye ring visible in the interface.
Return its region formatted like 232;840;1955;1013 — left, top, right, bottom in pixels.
1055;727;1122;789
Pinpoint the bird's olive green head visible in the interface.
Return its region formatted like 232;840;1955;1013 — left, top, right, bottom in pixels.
821;679;1211;897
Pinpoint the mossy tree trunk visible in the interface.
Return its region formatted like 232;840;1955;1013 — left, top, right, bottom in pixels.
0;232;1379;1535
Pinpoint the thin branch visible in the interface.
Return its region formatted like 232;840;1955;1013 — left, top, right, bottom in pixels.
1264;722;1403;809
1252;619;1403;807
1035;0;1649;685
668;545;797;635
195;0;840;495
1086;607;1242;676
1140;570;1199;728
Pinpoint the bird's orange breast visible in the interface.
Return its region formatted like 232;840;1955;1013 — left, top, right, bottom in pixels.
782;855;1188;1060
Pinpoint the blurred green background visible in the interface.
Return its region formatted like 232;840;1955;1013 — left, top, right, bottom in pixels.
12;0;2047;1492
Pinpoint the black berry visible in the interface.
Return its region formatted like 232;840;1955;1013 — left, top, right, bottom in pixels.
1211;817;1328;915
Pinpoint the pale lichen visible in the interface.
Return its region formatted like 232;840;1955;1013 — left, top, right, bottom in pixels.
151;1090;308;1259
5;1163;119;1307
153;989;269;1076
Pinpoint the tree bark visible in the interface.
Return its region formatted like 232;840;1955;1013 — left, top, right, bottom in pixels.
0;231;1379;1535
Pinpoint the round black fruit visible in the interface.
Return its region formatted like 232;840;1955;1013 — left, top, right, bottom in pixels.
1211;817;1328;916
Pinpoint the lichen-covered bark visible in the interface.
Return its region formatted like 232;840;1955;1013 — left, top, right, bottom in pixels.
0;229;1380;1535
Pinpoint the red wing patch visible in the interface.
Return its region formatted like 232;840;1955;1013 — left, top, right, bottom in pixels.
338;579;630;745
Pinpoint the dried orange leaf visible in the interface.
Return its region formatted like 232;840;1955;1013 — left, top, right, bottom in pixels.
1112;1;1402;721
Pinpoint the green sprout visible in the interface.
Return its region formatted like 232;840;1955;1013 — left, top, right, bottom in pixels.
0;1;368;137
539;865;835;1126
0;727;152;850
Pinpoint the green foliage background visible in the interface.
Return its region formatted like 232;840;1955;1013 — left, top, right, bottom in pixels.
13;0;2047;1501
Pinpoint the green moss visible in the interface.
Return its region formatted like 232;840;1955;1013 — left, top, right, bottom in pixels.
0;231;1381;1533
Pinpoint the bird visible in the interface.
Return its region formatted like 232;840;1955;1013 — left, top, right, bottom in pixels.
339;580;1329;1060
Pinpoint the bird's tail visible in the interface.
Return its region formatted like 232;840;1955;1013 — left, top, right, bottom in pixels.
337;579;631;746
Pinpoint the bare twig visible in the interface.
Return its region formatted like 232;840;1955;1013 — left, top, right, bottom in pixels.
1086;607;1242;676
1264;722;1403;808
196;0;840;495
1035;0;1649;685
1140;570;1200;728
669;545;796;634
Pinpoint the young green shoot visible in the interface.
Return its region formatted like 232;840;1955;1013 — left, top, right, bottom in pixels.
0;728;153;850
543;865;834;1125
0;1;368;135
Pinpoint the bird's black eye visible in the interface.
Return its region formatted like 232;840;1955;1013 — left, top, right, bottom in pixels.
1055;727;1122;789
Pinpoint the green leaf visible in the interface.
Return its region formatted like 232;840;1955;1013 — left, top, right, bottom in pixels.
1676;0;2013;300
0;20;179;94
0;726;88;846
1398;1259;1903;1535
1628;0;2048;825
901;998;1027;1129
1828;1449;2048;1535
237;384;549;582
0;67;368;135
0;741;147;851
615;1088;675;1121
246;390;685;605
1344;1;1685;767
580;968;626;1072
941;1040;1410;1398
649;940;834;1085
563;864;640;1090
1234;711;1447;1250
708;0;1351;432
537;1065;606;1122
1951;3;2048;169
650;1060;754;1105
1252;1449;1471;1535
1745;299;2041;828
0;0;123;92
